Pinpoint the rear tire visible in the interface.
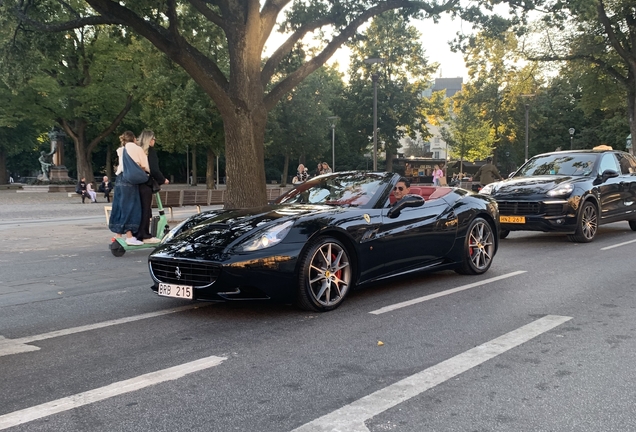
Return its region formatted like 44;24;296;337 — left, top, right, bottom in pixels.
499;229;510;239
455;217;495;275
296;237;352;312
567;201;598;243
629;220;636;231
110;241;126;257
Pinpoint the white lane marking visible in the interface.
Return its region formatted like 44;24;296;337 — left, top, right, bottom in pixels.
0;355;226;431
600;238;636;250
0;304;211;357
292;315;572;432
369;271;526;315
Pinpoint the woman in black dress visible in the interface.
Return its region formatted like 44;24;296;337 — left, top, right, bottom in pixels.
136;130;169;243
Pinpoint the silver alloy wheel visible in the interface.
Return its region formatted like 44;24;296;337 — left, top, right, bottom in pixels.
467;220;494;271
580;204;598;240
307;242;351;307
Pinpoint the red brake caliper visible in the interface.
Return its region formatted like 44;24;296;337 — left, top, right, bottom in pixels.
332;253;342;280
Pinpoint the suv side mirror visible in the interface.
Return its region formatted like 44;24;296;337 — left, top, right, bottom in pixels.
387;194;424;218
595;169;619;184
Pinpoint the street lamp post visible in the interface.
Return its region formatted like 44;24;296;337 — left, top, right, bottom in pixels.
372;74;379;171
327;116;339;172
524;103;530;162
520;94;535;162
569;128;575;150
364;58;385;171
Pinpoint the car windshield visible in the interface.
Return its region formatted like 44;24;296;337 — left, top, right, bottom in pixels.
276;172;390;207
515;154;597;177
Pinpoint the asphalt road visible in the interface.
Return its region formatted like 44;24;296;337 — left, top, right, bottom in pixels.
1;196;636;431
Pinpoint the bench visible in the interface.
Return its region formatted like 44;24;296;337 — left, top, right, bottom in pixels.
68;189;112;202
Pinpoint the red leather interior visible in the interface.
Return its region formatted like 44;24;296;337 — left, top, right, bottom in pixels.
388;186;453;205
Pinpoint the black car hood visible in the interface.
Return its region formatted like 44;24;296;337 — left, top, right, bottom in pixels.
490;176;581;200
151;204;335;260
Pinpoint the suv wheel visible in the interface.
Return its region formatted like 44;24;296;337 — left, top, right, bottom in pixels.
567;201;598;243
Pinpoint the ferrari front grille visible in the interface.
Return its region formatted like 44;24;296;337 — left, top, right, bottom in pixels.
150;259;221;287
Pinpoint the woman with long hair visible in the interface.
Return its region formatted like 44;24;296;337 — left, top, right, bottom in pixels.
136;129;169;243
108;131;149;246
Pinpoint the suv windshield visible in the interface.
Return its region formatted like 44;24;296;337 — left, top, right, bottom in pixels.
515;154;597;177
276;173;389;207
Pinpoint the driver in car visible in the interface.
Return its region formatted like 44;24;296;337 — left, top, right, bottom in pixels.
390;177;411;206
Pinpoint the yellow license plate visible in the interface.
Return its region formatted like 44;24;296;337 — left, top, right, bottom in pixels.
500;216;525;224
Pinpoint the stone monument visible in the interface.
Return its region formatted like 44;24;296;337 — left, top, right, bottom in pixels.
46;129;72;182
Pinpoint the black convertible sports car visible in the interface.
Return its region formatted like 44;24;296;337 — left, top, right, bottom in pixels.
480;148;636;242
148;172;500;311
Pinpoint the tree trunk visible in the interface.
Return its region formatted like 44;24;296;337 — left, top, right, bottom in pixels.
191;144;197;186
222;106;268;208
0;149;6;184
206;148;215;190
105;143;113;180
281;153;290;187
385;147;394;172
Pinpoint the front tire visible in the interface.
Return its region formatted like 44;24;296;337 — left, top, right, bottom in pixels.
455;217;495;275
567;201;598;243
110;240;126;257
629;220;636;231
499;229;510;239
296;237;352;312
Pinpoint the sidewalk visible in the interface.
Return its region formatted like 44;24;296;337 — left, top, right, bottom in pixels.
0;187;221;226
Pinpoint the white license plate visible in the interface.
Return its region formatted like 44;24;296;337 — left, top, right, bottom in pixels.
158;283;193;299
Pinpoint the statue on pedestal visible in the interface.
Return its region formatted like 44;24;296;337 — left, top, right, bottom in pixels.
38;151;55;181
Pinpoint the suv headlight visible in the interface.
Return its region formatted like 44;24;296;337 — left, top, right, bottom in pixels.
480;184;494;195
547;183;574;197
237;220;294;252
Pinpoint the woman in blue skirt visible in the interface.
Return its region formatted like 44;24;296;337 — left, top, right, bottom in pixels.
109;131;149;246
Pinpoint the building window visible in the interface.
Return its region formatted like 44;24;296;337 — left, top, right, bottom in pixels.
434;151;439;159
434;137;440;143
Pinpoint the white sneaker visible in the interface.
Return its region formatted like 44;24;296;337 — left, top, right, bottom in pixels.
125;237;144;246
143;237;161;244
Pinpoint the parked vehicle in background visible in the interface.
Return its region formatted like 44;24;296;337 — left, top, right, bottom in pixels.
480;147;636;242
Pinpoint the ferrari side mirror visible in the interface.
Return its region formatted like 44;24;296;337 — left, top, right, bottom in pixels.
387;194;424;219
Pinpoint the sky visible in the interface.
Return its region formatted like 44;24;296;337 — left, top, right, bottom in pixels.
265;12;471;82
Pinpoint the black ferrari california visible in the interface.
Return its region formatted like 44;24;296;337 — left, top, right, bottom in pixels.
148;172;500;311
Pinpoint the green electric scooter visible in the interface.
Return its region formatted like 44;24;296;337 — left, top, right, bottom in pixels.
110;192;170;257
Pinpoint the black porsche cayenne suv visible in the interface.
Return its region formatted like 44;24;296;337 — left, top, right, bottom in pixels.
480;147;636;242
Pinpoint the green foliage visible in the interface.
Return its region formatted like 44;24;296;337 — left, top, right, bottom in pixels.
339;11;437;169
441;101;495;162
266;66;344;172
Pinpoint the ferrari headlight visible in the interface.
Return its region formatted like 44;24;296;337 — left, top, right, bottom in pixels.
547;183;574;197
238;220;294;252
161;219;188;244
480;184;494;195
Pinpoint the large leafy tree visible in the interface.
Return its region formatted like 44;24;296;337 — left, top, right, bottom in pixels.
459;32;542;163
343;10;436;172
523;0;636;154
266;65;343;186
441;101;495;171
4;0;478;207
1;15;137;181
0;84;43;184
137;39;224;188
